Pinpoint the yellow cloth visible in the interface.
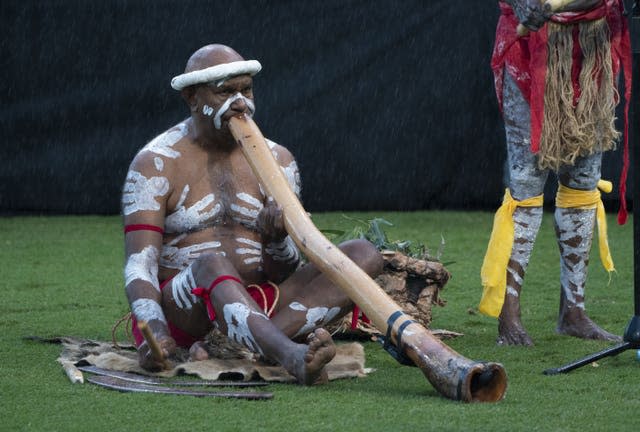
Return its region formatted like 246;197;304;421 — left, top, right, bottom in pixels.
555;180;615;273
479;189;543;317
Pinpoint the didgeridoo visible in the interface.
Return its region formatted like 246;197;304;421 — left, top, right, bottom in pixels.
229;114;507;402
516;0;575;36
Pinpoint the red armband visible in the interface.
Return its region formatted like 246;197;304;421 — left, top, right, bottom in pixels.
124;224;164;234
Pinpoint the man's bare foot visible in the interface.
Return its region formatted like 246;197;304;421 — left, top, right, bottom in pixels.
293;328;336;385
557;311;622;342
189;341;210;361
497;317;534;346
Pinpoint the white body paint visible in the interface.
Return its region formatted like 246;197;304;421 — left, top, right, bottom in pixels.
164;185;222;233
280;161;301;197
161;234;224;269
202;105;214;116
231;192;263;229
289;302;341;338
236;237;263;266
131;298;166;324
122;170;170;215
171;265;199;310
154;157;164;171
124;245;160;291
223;302;264;355
265;237;299;264
142;122;187;159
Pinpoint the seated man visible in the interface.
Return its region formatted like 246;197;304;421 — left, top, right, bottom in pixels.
122;43;383;385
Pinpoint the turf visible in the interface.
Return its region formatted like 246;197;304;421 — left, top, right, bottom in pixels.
1;212;637;432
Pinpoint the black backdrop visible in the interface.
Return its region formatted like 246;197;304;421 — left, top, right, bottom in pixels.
0;1;632;214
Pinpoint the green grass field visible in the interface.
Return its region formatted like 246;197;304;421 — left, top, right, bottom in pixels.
1;211;637;431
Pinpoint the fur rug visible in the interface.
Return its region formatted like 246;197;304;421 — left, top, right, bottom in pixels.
47;336;370;384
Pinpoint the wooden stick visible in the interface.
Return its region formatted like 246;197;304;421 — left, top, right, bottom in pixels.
137;321;170;369
228;114;508;402
516;0;575;36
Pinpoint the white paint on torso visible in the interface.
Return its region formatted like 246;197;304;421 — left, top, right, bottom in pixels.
122;170;170;215
160;234;224;269
124;245;160;291
235;237;263;266
142;122;187;159
164;185;222;234
223;302;264;355
230;192;263;229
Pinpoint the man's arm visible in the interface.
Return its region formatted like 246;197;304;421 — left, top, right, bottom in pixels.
121;154;174;370
257;146;302;283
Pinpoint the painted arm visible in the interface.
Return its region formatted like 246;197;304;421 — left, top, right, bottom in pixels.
121;154;175;371
258;148;302;283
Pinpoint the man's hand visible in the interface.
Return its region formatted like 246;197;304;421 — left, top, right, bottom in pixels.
257;200;287;241
137;333;177;372
508;0;553;31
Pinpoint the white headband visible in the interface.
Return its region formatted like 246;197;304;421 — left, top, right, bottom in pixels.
170;60;262;90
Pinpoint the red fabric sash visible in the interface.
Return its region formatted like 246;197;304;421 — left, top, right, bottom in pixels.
124;224;164;234
191;275;243;321
492;0;631;224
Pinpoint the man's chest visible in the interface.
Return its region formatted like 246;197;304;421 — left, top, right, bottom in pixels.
164;167;265;234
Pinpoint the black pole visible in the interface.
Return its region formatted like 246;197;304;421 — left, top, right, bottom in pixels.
624;0;640;341
543;0;640;375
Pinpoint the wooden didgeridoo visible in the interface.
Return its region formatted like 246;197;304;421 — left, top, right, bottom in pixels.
229;114;507;402
516;0;575;36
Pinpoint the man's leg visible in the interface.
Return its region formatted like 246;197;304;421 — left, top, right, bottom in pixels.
498;73;548;346
160;254;334;384
554;155;621;341
161;239;382;384
270;239;384;339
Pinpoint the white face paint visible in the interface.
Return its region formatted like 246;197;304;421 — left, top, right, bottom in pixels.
288;302;341;338
202;105;214;116
170;265;198;310
164;185;222;234
131;298;166;324
122;170;169;215
230;192;263;229
235;237;263;266
142;122;187;158
223;302;264;355
212;92;256;130
160;234;224;269
124;245;160;291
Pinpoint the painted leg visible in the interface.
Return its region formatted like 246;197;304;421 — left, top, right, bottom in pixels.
554;207;621;341
159;254;334;383
272;239;384;339
497;206;542;346
201;255;338;384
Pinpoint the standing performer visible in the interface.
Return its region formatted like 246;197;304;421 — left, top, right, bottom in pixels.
480;0;632;345
122;44;383;382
